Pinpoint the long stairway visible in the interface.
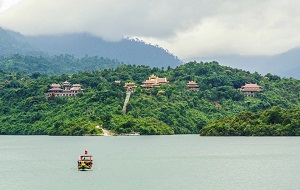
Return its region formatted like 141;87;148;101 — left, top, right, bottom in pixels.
122;91;131;113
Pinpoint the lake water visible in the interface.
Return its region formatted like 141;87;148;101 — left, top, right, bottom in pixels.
0;135;299;190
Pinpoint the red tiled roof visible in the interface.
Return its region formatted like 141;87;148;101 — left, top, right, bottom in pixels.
188;84;199;87
142;75;168;88
157;78;167;83
242;84;261;88
49;88;63;91
70;87;82;91
124;82;137;88
51;84;61;88
241;83;262;92
187;81;198;85
143;80;156;84
63;81;71;86
149;75;157;79
241;88;262;92
47;82;84;97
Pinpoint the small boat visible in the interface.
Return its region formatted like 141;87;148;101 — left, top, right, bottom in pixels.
77;150;93;171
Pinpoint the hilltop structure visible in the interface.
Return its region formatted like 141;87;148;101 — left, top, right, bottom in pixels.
141;74;168;89
45;81;84;98
122;82;137;113
124;82;137;92
240;83;263;97
187;81;199;91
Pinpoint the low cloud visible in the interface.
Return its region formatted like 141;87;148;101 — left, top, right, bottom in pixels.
1;0;300;59
0;0;22;13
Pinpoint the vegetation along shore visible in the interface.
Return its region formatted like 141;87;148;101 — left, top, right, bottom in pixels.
0;55;299;136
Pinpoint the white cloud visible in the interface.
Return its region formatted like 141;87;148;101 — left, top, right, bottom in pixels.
137;0;300;57
0;0;22;13
1;0;300;59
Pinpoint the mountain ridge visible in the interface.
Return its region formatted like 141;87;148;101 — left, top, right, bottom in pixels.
0;27;41;56
197;47;300;79
1;27;300;78
0;27;182;68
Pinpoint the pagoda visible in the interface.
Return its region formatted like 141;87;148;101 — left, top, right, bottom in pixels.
240;83;263;97
141;75;168;89
45;81;84;98
124;82;137;92
187;81;199;91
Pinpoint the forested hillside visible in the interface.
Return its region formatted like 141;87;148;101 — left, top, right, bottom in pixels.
1;61;300;136
0;27;40;56
0;27;181;68
0;54;122;75
199;47;300;79
200;106;300;136
26;34;182;68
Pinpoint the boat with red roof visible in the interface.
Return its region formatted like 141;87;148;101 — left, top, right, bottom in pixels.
77;150;93;171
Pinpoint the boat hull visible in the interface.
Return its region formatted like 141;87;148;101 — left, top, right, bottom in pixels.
78;168;92;171
77;155;93;171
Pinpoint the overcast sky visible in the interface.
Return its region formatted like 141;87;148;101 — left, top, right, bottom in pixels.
1;0;300;59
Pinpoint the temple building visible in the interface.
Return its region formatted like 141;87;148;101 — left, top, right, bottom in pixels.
45;81;84;98
141;75;168;89
124;82;137;92
240;83;263;97
187;81;199;91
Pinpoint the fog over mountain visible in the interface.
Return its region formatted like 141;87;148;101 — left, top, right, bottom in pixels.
26;33;182;68
1;27;300;78
0;27;40;55
197;47;300;79
2;0;300;59
0;27;182;68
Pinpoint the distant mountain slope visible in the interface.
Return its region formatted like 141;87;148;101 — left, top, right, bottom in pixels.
26;33;182;68
198;47;300;79
266;47;300;78
0;28;182;68
0;54;123;75
197;55;271;74
0;27;41;56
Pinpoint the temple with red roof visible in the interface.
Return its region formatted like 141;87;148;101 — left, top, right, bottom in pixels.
187;81;199;91
141;75;168;89
240;83;263;96
45;81;84;98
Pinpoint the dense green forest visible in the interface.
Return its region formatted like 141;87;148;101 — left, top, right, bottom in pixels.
0;54;122;75
200;106;300;136
0;28;40;56
0;27;182;68
1;58;300;136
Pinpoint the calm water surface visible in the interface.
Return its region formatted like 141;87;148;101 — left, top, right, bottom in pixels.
0;135;299;190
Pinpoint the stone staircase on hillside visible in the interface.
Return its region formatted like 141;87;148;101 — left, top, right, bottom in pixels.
122;91;131;113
